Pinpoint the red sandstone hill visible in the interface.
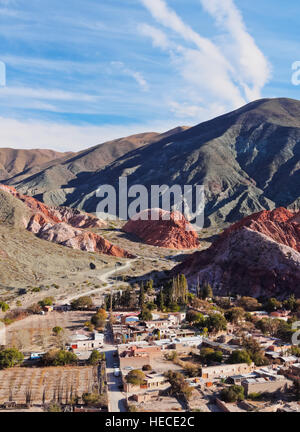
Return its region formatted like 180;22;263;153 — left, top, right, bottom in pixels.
123;209;200;250
0;184;134;258
173;208;300;298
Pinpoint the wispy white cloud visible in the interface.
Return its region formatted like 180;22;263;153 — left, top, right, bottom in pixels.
111;61;149;92
140;0;271;121
200;0;271;100
139;23;171;50
0;86;99;102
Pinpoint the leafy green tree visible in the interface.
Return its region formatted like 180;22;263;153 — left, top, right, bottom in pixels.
158;289;165;311
200;348;223;365
206;313;227;333
139;305;153;321
125;370;146;386
88;350;102;365
201;282;213;300
225;307;245;324
283;295;297;312
38;297;54;308
228;350;252;366
42;349;78;366
91;309;107;329
71;296;93;310
237;297;261;312
0;348;24;369
52;326;63;336
186;310;204;324
242;337;269;366
165;370;193;400
0;302;9;312
221;385;245;402
139;283;145;308
264;297;282;312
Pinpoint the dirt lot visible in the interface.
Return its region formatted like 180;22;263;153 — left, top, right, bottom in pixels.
130;394;183;412
0;366;98;405
5;311;93;352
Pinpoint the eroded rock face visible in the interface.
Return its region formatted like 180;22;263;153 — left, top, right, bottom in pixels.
123;209;200;249
0;185;134;258
173;208;300;298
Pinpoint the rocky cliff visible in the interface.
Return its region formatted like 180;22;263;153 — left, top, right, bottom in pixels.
123;208;199;249
173;208;300;298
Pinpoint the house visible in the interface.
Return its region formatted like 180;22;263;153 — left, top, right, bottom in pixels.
242;376;293;396
201;363;255;380
70;331;104;352
123;371;168;392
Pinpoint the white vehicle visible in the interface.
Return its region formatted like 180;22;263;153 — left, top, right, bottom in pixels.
114;368;120;377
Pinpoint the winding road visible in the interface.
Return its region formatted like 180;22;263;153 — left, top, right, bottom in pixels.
58;259;135;305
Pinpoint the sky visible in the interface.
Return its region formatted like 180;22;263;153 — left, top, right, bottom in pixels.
0;0;299;151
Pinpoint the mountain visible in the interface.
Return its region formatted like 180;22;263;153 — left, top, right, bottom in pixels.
4;128;188;207
14;97;297;228
0;185;134;258
3;98;300;227
123;208;200;249
0;148;72;181
172;208;300;299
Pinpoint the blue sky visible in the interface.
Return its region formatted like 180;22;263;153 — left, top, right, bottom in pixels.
0;0;299;151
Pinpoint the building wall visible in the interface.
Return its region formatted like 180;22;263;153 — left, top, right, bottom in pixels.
201;363;254;380
242;379;292;396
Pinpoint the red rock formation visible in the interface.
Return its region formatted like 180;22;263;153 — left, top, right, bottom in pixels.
123;208;199;249
173;207;300;298
0;184;134;258
223;207;300;252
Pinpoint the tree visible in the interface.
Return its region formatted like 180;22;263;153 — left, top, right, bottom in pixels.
91;309;107;329
0;348;24;369
165;371;193;400
283;295;297;312
142;364;152;371
201;282;213;300
228;350;252;366
88;350;102;365
242;337;269;366
206;313;227;333
0;302;9;312
139;306;153;321
71;296;93;310
125;370;146;386
52;326;63;336
221;385;245;403
225;308;245;324
139;283;145;308
237;297;261;312
82;393;105;407
264;297;282;313
186;310;204;324
27;303;42;315
200;348;223;365
38;297;54;308
42;349;78;366
158;289;165;311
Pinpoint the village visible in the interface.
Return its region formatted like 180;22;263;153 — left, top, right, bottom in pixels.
0;273;300;413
